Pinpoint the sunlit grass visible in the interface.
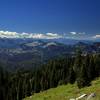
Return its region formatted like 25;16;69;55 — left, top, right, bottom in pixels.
24;78;100;100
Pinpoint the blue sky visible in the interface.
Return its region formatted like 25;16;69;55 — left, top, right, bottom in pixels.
0;0;100;38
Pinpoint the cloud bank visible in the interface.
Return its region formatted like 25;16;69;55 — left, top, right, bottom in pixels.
0;31;62;39
0;30;99;40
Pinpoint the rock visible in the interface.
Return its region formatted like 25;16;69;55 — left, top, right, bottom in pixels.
69;98;75;100
87;93;96;100
30;96;32;98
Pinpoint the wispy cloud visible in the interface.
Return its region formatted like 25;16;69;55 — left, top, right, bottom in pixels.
70;32;77;35
70;32;86;35
92;35;100;39
46;33;58;37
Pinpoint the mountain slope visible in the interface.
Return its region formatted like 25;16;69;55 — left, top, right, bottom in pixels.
0;38;99;71
24;78;100;100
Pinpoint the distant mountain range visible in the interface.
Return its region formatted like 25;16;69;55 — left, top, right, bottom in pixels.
0;38;99;71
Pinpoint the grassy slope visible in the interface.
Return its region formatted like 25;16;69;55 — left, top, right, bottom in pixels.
24;78;100;100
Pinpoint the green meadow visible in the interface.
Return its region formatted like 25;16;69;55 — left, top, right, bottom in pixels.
24;78;100;100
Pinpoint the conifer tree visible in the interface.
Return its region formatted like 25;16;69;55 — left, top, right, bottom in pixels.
77;63;90;88
68;67;76;84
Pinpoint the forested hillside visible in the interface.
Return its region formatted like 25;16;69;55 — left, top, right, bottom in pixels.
0;51;100;100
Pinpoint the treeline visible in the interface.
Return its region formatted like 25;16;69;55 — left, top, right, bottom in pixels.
0;53;100;100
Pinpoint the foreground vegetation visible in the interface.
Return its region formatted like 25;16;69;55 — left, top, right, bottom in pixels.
0;52;100;100
24;78;100;100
